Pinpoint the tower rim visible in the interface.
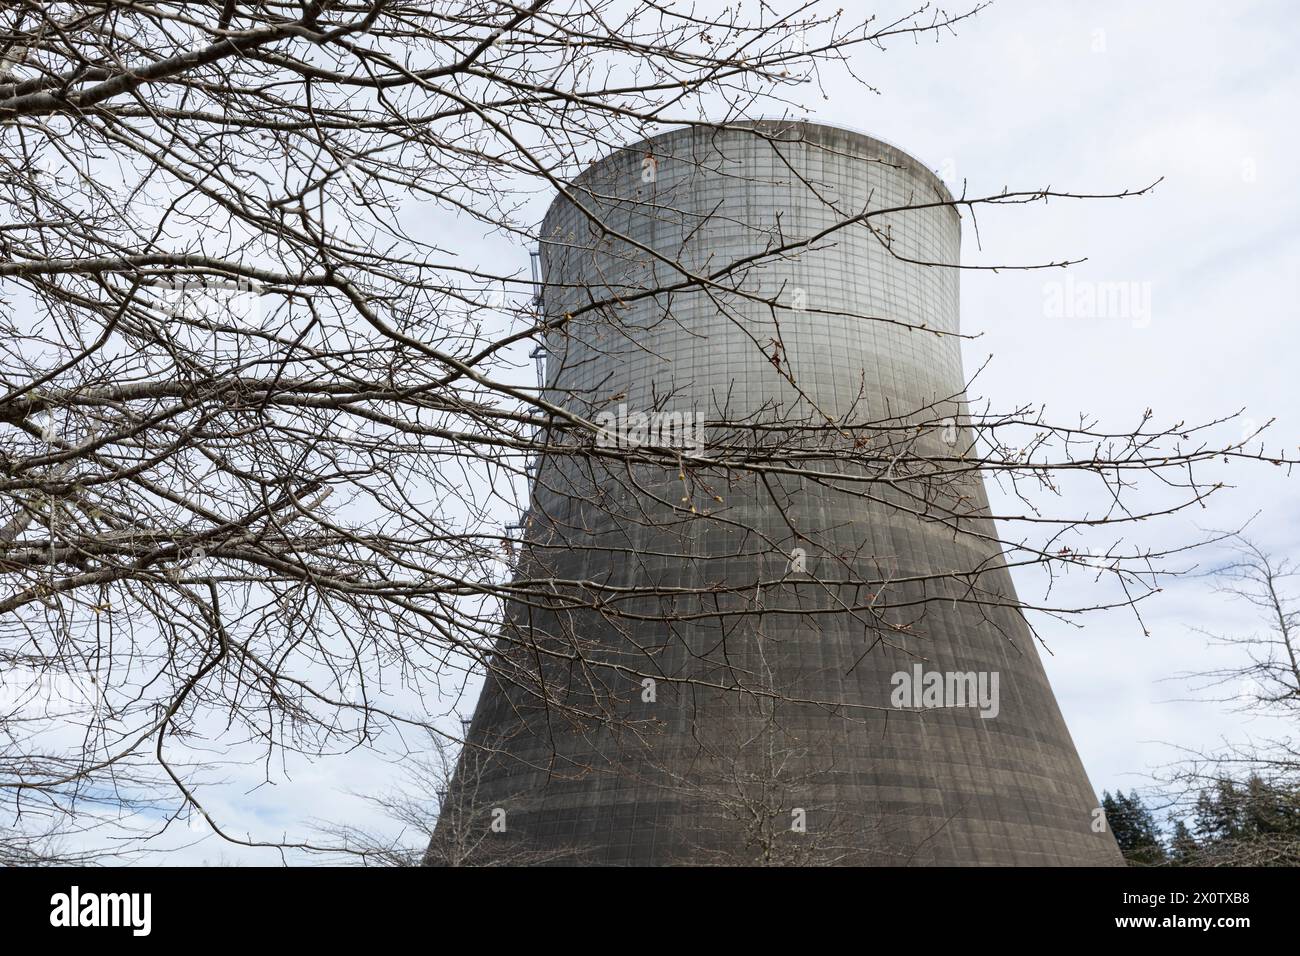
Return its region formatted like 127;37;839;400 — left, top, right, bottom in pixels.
540;118;960;235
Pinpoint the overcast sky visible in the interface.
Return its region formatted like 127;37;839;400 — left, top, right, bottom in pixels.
145;0;1298;864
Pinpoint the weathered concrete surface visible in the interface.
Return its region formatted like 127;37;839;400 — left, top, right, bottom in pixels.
433;121;1123;866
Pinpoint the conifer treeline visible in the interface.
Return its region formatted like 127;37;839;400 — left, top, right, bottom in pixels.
1103;777;1300;866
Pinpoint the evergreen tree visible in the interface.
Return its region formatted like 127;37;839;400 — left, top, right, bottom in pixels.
1103;790;1167;865
1173;775;1300;866
1167;818;1199;865
1193;778;1245;844
1242;775;1300;837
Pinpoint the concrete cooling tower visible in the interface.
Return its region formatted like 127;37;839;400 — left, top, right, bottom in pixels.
429;120;1122;866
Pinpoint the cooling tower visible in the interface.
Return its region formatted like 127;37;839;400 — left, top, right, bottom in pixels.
431;121;1122;866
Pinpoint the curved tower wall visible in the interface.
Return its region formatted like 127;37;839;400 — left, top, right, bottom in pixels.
446;121;1121;866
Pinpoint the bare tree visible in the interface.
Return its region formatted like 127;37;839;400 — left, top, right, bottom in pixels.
1172;537;1300;781
1157;537;1300;864
0;819;130;866
1185;538;1300;730
317;732;588;866
0;1;1292;861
